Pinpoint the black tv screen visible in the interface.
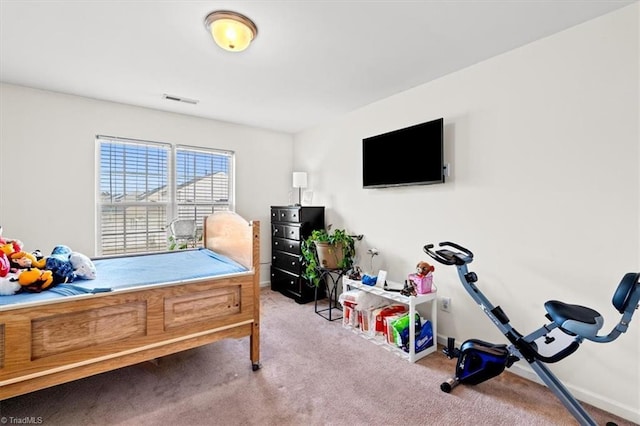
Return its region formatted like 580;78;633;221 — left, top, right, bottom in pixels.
362;118;444;188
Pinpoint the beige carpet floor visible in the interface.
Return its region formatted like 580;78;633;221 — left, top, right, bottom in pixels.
0;288;634;426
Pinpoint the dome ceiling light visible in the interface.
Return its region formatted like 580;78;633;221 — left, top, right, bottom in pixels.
204;10;258;52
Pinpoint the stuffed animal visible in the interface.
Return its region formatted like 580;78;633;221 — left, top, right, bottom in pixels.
0;227;13;278
9;251;47;269
1;243;14;256
0;240;23;256
416;261;435;277
1;242;27;273
0;252;9;278
32;249;44;261
18;268;54;292
0;275;21;295
45;245;75;284
70;252;97;280
408;261;435;295
0;227;22;252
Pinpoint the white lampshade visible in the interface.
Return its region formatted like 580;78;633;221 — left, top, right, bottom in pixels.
292;172;308;206
292;172;308;189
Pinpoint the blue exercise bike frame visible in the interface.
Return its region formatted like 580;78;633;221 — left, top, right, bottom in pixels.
424;241;640;426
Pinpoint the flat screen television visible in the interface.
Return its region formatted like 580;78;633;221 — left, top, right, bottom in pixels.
362;117;444;188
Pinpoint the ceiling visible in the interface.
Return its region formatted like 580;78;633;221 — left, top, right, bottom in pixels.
0;1;635;134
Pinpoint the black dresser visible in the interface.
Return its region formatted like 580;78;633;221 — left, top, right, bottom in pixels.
270;206;325;304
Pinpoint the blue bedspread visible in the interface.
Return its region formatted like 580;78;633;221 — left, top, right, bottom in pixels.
0;248;248;307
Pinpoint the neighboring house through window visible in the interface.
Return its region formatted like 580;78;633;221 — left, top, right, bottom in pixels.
97;135;233;255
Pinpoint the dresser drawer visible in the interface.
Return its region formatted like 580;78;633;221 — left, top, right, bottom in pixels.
273;208;301;223
272;224;284;238
270;267;303;294
272;224;300;241
272;251;302;274
272;237;300;254
285;225;300;240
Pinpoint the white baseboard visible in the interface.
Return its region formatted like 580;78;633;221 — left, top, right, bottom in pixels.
435;335;639;424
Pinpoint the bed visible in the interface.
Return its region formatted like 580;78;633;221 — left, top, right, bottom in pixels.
0;211;260;399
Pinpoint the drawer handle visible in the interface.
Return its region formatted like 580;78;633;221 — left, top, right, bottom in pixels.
288;245;293;249
275;241;279;245
291;262;295;266
274;229;278;233
290;281;294;285
272;256;276;260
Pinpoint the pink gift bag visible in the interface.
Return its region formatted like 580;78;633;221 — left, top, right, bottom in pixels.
408;272;434;294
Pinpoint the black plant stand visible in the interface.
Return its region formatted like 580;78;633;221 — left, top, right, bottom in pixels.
314;268;346;321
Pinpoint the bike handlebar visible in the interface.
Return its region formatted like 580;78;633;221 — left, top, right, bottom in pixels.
423;241;474;266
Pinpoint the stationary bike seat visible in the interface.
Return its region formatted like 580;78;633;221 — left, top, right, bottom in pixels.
544;301;604;339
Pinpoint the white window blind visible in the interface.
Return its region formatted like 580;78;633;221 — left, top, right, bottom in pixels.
97;136;233;255
174;145;233;234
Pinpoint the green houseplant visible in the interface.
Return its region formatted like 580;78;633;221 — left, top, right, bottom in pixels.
301;226;356;287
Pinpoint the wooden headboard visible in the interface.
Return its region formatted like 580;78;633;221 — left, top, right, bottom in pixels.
203;211;257;270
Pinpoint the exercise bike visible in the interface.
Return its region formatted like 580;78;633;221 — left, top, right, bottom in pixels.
423;241;640;426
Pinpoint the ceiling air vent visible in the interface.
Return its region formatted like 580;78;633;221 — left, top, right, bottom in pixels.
162;94;199;105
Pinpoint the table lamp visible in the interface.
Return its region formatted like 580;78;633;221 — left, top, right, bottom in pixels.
292;172;307;206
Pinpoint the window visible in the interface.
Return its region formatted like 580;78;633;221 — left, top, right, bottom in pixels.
97;136;233;255
175;146;232;222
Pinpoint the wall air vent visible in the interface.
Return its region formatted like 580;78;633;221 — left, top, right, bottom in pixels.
162;94;199;105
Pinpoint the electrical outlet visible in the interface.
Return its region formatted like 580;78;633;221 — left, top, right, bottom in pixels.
440;297;451;312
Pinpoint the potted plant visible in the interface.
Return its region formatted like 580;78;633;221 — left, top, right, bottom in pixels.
301;226;356;287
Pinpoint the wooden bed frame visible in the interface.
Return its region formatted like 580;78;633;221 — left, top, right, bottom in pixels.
0;212;260;400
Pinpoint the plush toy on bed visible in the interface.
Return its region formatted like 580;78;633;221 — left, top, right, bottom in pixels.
0;252;9;278
0;275;21;295
17;268;55;292
0;228;30;277
45;245;76;285
1;238;26;269
9;251;47;270
0;240;23;256
70;252;97;280
0;226;13;279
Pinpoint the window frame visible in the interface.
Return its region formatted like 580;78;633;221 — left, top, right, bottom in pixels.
96;135;234;256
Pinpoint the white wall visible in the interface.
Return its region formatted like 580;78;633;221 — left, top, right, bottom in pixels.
294;4;639;423
0;83;294;284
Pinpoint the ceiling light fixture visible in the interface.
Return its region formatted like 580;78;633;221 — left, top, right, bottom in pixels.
204;10;258;52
